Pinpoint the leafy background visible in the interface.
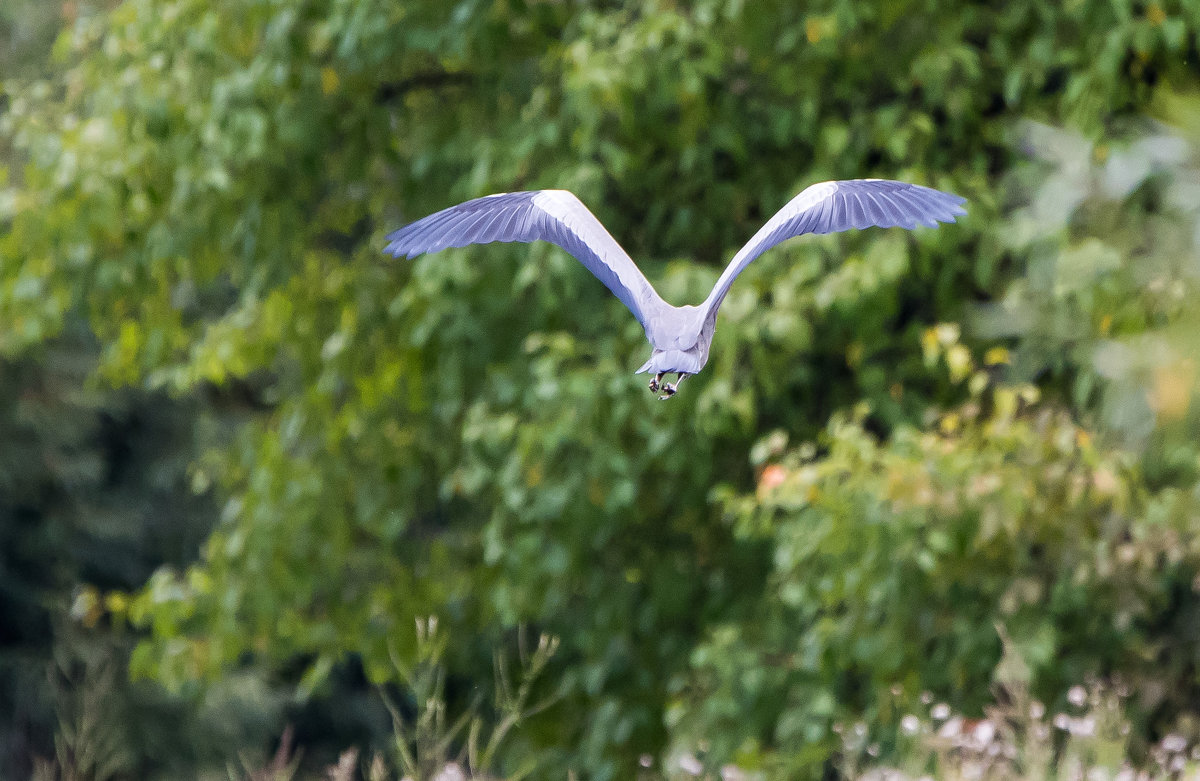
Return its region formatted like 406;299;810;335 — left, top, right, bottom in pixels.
3;0;1200;778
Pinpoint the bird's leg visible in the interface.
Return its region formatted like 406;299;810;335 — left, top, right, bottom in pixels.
658;373;688;400
648;372;665;393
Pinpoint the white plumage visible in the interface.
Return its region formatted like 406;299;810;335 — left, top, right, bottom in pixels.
384;179;966;398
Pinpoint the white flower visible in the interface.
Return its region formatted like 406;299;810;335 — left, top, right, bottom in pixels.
901;715;921;735
1161;733;1188;753
1068;685;1087;707
931;703;951;720
678;753;704;776
972;720;996;746
939;716;964;739
676;753;700;777
432;764;466;781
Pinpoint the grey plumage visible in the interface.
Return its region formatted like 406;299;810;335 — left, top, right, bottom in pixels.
384;179;966;398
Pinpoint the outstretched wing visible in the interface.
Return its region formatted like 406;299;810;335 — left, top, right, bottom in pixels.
384;190;667;329
702;179;967;314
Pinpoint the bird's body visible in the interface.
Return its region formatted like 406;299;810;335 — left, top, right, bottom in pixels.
385;180;966;398
638;304;711;375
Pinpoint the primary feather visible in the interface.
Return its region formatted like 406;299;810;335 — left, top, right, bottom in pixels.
702;179;967;314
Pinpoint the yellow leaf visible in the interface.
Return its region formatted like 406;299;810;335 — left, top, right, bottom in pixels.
946;344;973;383
968;370;989;396
805;18;823;43
994;387;1018;420
1150;360;1195;421
105;591;128;615
921;327;940;365
320;67;340;95
984;346;1010;366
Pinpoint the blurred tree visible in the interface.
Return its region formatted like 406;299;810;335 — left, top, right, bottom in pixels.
0;0;61;79
2;0;1200;777
0;3;212;776
0;334;229;777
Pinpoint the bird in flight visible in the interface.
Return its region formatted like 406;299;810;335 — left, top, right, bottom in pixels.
384;179;966;399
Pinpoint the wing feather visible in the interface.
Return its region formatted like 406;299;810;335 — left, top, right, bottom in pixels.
384;190;667;328
703;179;966;314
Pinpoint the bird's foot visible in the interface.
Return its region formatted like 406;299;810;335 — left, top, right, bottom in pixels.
657;373;687;400
648;372;665;393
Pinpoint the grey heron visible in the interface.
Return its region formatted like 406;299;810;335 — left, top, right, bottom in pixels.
384;179;966;399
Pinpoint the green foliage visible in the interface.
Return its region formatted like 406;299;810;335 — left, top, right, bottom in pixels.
377;617;561;780
3;0;1200;777
686;347;1200;772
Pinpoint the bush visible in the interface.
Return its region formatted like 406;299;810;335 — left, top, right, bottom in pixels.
683;340;1200;773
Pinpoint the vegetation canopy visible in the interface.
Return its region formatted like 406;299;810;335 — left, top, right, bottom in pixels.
2;0;1200;778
